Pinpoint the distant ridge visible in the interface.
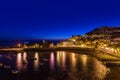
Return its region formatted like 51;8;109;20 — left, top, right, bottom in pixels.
86;26;120;38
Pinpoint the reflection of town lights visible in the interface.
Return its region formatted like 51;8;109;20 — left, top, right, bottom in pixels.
23;52;27;60
17;53;22;70
57;51;60;66
50;53;55;70
71;53;76;67
62;52;66;69
81;55;87;66
34;52;39;71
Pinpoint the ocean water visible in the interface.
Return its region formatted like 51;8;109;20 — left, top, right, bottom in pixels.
0;40;62;47
0;51;112;80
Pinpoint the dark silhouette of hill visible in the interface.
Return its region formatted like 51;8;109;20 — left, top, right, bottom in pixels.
86;26;120;38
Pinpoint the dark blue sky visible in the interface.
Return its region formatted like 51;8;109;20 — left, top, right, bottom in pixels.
0;0;120;40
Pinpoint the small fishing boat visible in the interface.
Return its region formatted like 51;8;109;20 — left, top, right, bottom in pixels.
0;55;3;57
6;56;12;60
40;62;44;65
0;63;3;67
33;58;37;60
4;65;11;69
43;58;49;61
23;60;28;64
11;70;19;74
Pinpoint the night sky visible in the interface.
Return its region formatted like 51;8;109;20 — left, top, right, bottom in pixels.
0;0;120;40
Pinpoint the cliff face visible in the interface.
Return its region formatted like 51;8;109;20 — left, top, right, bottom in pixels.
86;26;120;38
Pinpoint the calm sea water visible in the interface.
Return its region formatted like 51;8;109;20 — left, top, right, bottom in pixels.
0;51;119;80
0;40;61;47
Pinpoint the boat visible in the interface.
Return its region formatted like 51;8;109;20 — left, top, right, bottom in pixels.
4;65;11;69
40;62;44;65
0;63;3;67
33;58;37;60
6;56;12;60
11;70;19;74
0;55;3;57
23;60;28;64
43;58;49;61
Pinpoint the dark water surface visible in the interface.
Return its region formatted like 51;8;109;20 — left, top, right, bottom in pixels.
0;51;119;80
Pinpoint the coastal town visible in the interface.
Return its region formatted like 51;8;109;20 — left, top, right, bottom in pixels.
1;0;120;79
0;26;120;61
0;26;120;80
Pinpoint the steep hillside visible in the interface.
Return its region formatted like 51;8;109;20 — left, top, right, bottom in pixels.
86;26;120;38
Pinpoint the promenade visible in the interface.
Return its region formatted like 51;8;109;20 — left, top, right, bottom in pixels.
0;48;23;51
0;47;120;62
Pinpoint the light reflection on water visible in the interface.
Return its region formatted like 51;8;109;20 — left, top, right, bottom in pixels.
17;53;22;70
62;51;66;69
22;52;27;70
82;57;109;80
50;52;54;70
77;54;88;73
34;52;39;71
56;51;60;67
0;51;110;80
81;55;87;67
23;52;27;61
71;53;76;68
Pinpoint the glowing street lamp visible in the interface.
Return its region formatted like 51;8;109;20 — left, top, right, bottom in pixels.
17;43;21;47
